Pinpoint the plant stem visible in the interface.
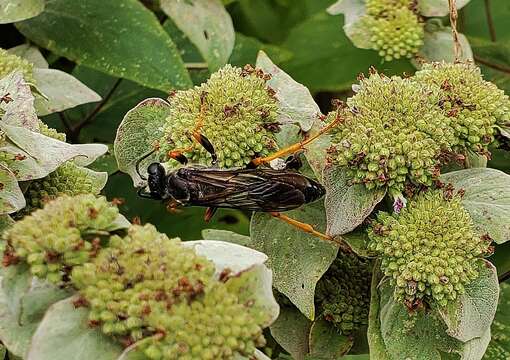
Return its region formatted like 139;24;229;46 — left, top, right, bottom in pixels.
185;62;209;70
484;0;497;42
473;55;510;75
499;270;510;284
448;0;462;61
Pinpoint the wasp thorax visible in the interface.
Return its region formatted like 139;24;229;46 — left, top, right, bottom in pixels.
414;61;510;154
3;194;119;284
328;73;454;192
361;0;424;61
0;48;35;83
72;224;270;360
315;251;372;335
367;189;492;308
159;64;279;169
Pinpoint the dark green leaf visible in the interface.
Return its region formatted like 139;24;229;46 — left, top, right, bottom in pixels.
270;304;312;360
308;318;352;358
484;282;510;359
0;164;25;215
160;0;234;71
250;201;338;319
16;0;192;92
0;0;44;24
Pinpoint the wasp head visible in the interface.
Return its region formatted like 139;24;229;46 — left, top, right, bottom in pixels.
146;162;167;200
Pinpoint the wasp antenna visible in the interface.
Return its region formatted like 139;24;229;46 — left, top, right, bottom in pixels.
135;149;157;180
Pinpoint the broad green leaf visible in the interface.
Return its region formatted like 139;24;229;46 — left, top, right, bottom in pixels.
16;0;192;92
32;68;101;116
484;283;510;359
418;0;472;17
0;123;107;179
309;318;353;358
0;71;39;131
88;149;118;176
369;277;484;360
0;0;44;24
7;44;48;68
160;0;234;72
250;202;338;319
201;228;251;246
343;229;372;257
462;1;510;42
0;274;69;357
0;140;54;181
323;166;386;237
79;166;108;193
114;98;170;186
280;11;414;92
1;263;31;322
66;65;166;144
415;25;473;65
327;0;372;49
230;33;293;68
270;304;312;360
0;164;25;215
440;168;510;244
26;296;124;360
256;51;321;132
439;260;499;342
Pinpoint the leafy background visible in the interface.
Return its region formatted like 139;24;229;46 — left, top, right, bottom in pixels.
1;1;510;358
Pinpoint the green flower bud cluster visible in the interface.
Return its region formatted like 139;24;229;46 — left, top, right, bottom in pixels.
159;64;279;168
315;251;372;334
3;194;119;284
329;73;455;192
414;61;510;153
24;161;103;210
0;48;35;83
361;0;424;61
38;120;67;142
367;189;491;307
72;224;268;359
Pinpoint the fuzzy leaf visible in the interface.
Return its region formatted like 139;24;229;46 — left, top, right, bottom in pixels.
327;0;372;49
0;71;39;131
309;318;353;358
201;229;251;246
484;283;510;359
0;164;25;215
160;0;234;71
250;202;338;319
114;98;171;187
440;168;510;244
256;51;321;132
7;44;48;68
418;0;472;17
0;123;107;179
79;166;108;193
1;263;31;322
0;140;51;181
270;304;312;360
439;260;499;342
16;0;192;92
0;274;69;357
324;166;386;237
415;26;473;65
0;0;44;24
32;68;101;116
368;276;490;359
26;296;123;360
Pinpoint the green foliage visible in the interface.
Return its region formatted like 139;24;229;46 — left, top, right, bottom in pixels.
1;0;510;359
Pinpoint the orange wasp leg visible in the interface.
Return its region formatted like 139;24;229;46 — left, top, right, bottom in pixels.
270;212;336;243
250;110;344;168
167;91;217;164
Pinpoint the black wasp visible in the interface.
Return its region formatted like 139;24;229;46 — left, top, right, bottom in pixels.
136;95;343;241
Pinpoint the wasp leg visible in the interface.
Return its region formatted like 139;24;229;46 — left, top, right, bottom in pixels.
250;111;344;168
270;212;339;243
204;207;218;222
166;200;182;214
167;92;218;164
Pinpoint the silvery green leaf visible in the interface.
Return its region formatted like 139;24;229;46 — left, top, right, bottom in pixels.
327;0;372;49
0;0;44;24
0;71;39;131
418;0;472;17
7;44;48;68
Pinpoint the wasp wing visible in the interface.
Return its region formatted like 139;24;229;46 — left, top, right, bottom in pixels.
177;167;307;212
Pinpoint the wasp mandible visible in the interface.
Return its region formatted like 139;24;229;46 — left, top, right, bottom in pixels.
136;93;343;242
